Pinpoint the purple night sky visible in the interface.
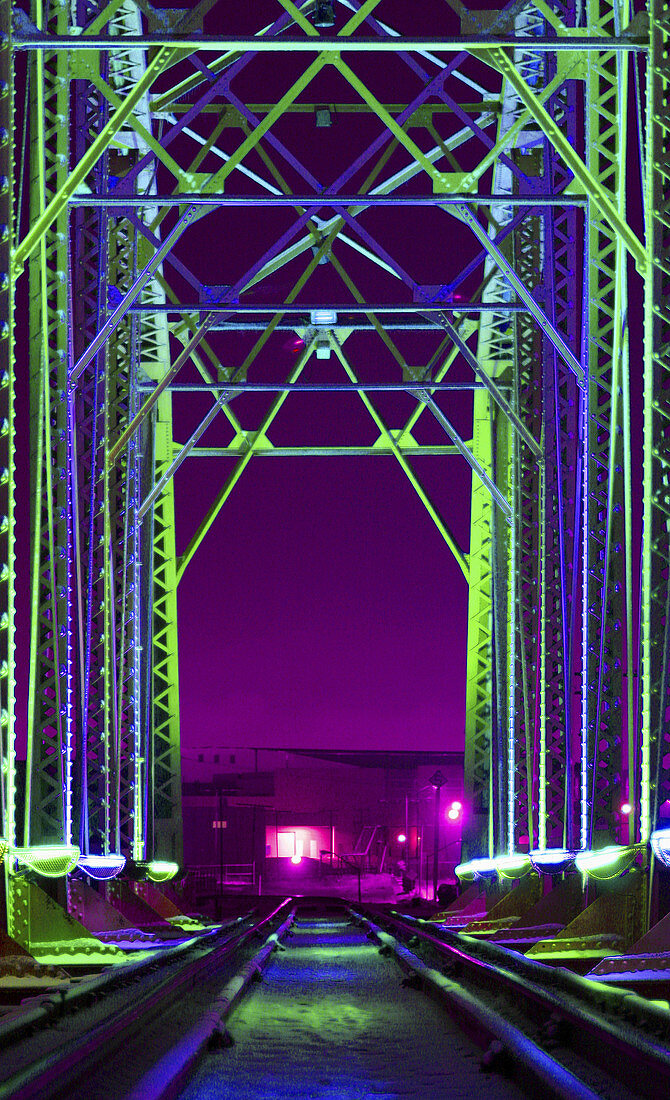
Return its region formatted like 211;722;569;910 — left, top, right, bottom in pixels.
175;417;472;754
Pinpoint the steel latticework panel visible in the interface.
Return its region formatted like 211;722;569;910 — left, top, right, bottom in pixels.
1;0;668;933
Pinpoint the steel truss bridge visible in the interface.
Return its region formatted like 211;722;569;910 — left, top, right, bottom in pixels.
1;0;669;957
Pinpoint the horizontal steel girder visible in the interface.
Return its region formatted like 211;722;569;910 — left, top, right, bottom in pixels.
14;35;648;51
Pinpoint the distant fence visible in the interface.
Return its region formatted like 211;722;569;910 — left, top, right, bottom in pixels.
188;863;257;893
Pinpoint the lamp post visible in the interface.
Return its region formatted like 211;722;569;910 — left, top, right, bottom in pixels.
429;770;448;902
218;786;224;895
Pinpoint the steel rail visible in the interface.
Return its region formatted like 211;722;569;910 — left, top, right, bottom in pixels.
0;911;253;1051
351;909;601;1100
0;899;294;1100
360;908;670;1100
125;906;297;1100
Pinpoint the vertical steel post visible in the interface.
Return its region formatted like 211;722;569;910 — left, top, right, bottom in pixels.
432;784;440;902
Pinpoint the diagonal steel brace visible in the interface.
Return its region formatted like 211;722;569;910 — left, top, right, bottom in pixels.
415;389;512;521
138;388;234;520
431;311;542;459
455;203;585;384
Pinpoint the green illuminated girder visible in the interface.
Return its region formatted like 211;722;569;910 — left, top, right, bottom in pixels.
643;0;670;844
69;19;143;861
583;0;632;849
149;410;183;866
0;0;16;860
464;378;515;860
507;13;575;859
70;10;115;865
105;3;183;864
463;386;495;861
104;210;136;857
511;205;544;851
460;2;637;860
538;65;582;854
129;219;185;865
25;1;72;849
463;296;516;859
463;20;542;860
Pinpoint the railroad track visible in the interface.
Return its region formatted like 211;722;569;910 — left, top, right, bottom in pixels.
1;897;668;1098
0;898;295;1100
354;905;670;1100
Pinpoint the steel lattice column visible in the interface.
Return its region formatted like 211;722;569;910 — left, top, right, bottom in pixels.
70;0;112;861
583;0;632;850
0;0;15;856
24;0;72;849
644;0;670;846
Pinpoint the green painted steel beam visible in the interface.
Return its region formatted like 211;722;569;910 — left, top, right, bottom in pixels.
0;0;15;856
416;389;512;520
642;0;670;849
583;30;630;847
183;445;464;457
25;0;72;851
14;34;648;51
150;414;184;866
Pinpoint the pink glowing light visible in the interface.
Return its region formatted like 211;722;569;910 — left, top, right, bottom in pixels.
291;853;302;865
620;802;632;816
397;833;407;844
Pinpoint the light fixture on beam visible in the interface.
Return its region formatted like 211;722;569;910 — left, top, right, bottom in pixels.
574;845;639;881
144;860;180;883
310;309;337;327
454;860;477;882
12;844;81;878
529;848;576;875
77;853;126;880
455;857;497;882
495;853;532;879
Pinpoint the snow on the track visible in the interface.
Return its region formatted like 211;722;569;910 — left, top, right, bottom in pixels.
181;917;524;1099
